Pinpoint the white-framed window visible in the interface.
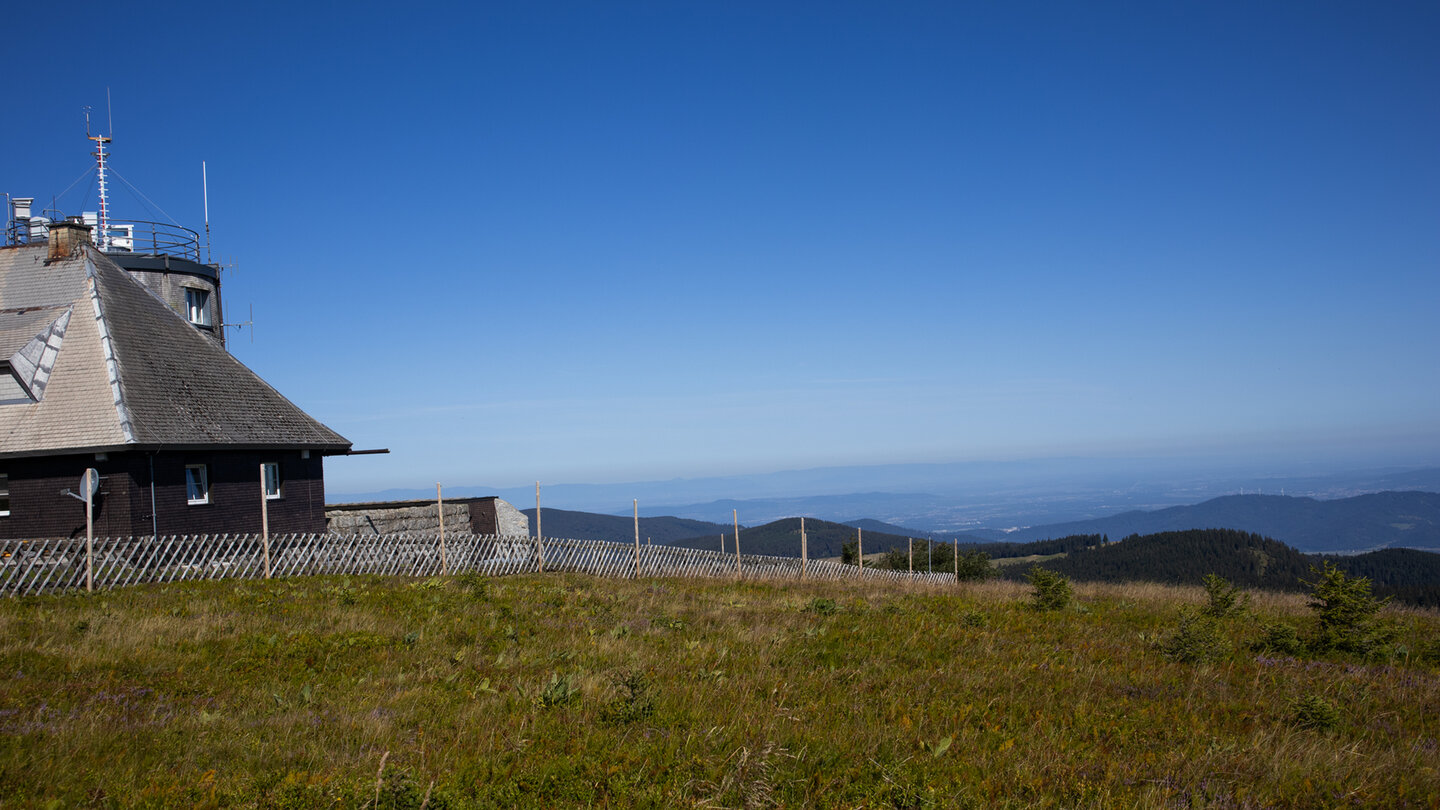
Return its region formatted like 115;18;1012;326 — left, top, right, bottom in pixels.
184;288;212;327
185;464;210;505
0;473;9;517
263;462;282;500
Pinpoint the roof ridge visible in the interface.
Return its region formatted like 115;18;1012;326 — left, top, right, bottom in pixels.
85;255;137;443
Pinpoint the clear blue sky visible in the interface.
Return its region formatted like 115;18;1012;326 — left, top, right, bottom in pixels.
6;1;1438;496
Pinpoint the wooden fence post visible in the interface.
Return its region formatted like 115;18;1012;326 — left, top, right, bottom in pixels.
437;483;448;575
733;509;741;579
908;537;913;574
800;517;807;579
633;499;641;579
535;481;544;573
858;527;863;571
953;536;959;581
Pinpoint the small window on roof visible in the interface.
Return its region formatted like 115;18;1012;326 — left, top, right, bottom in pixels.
0;364;32;405
184;288;212;327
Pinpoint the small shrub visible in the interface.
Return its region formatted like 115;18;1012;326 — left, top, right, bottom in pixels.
959;609;986;628
536;672;579;708
599;670;655;725
1253;622;1305;656
1200;574;1248;619
1290;694;1341;732
805;597;839;616
1161;608;1230;663
1305;562;1393;656
1027;566;1072;611
956;550;995;582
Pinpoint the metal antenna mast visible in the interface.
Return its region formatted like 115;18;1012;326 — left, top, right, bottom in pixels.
85;103;114;250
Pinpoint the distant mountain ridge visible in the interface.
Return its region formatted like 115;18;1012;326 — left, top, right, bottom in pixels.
520;508;728;545
992;491;1440;553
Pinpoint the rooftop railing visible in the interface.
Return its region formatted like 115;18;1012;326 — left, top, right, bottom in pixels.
5;217;202;262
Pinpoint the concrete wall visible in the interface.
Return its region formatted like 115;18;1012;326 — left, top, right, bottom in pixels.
326;497;529;537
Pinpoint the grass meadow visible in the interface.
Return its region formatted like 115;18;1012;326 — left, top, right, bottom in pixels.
0;573;1437;808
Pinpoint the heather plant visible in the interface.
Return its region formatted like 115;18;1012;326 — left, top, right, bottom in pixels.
1027;565;1072;611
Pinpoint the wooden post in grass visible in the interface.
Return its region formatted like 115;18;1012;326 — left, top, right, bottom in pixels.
719;534;724;554
733;509;741;579
908;537;913;574
858;527;863;571
633;499;641;579
437;483;448;575
953;536;959;580
535;481;544;573
800;517;808;579
260;463;271;579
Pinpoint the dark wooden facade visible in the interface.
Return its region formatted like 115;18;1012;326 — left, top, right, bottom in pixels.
1;449;327;539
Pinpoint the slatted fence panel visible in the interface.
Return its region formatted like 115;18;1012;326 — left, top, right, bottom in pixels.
0;532;957;596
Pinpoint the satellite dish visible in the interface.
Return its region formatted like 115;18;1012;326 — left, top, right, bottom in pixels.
80;468;100;500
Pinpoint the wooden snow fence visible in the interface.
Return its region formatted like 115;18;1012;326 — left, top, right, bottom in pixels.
0;533;956;597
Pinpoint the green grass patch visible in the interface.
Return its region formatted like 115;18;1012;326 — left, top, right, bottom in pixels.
0;575;1437;807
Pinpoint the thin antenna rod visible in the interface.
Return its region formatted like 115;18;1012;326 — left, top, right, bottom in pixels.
202;161;212;263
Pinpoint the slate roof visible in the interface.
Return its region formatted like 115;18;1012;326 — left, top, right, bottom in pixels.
0;241;351;458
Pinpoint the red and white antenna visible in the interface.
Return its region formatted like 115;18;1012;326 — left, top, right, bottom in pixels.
85;94;114;250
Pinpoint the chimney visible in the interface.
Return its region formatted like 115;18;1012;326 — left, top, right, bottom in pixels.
47;218;91;261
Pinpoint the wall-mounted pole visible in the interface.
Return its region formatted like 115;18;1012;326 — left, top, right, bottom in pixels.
633;499;641;579
437;483;448;575
535;481;544;573
260;463;271;579
733;509;741;578
84;470;94;593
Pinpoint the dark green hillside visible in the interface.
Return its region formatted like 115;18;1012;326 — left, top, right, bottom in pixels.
670;517;916;558
522;508;728;545
971;534;1109;559
1321;548;1440;609
994;491;1440;552
1003;528;1440;606
1002;529;1312;591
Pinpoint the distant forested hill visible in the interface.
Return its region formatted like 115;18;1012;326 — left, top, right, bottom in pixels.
520;508;728;545
995;491;1440;552
669;518;924;559
999;528;1440;607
